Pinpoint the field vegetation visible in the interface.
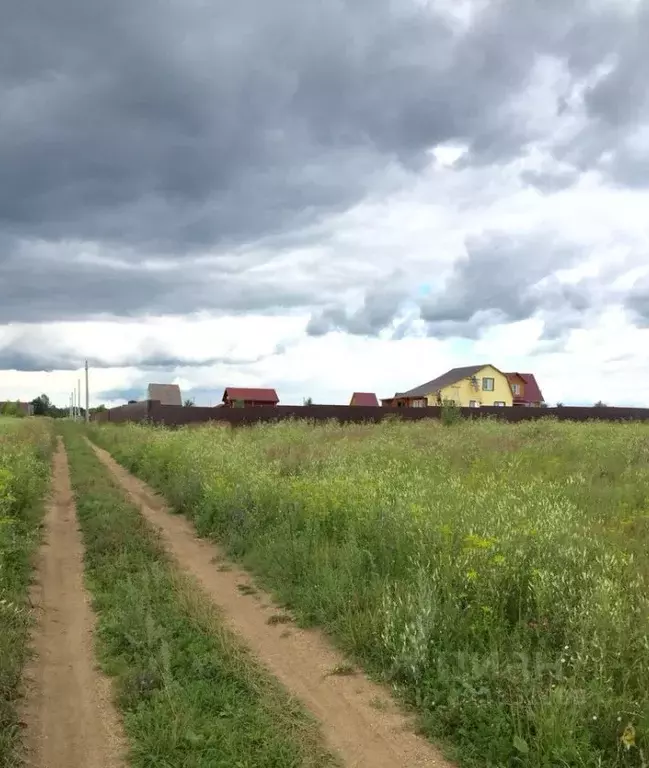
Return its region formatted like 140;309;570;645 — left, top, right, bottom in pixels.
91;417;649;768
63;427;336;767
0;418;52;767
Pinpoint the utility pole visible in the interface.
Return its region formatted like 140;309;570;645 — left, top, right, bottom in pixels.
69;392;73;419
77;378;81;422
85;360;90;423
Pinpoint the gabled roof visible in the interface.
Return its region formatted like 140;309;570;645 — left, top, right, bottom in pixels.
223;387;279;403
350;392;379;406
147;383;182;406
505;373;544;403
397;365;492;398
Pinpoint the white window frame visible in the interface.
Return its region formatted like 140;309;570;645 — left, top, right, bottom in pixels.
511;383;520;395
493;401;506;407
482;377;495;391
469;400;479;408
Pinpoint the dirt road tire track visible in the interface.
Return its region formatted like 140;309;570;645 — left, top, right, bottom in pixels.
21;438;125;768
90;439;454;768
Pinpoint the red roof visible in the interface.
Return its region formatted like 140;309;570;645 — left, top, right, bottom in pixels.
505;373;544;404
222;387;279;403
350;392;379;406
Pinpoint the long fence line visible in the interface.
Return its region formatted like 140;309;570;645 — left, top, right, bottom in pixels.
92;401;649;427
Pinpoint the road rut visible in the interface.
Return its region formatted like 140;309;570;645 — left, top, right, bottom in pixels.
21;439;125;768
91;440;453;768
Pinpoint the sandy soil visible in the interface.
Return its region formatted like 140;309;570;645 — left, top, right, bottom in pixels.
91;440;454;768
21;439;125;768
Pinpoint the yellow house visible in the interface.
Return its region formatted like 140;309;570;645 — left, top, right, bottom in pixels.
390;364;513;408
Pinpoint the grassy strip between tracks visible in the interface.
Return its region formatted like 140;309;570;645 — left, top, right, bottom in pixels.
62;427;337;768
0;418;52;768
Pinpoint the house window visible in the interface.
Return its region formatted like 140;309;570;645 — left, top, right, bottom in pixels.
482;377;495;391
469;400;479;408
511;383;520;395
493;401;506;407
412;399;425;408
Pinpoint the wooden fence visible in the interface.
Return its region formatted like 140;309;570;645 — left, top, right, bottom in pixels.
92;401;649;427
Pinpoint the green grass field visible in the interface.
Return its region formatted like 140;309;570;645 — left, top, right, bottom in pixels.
0;418;52;767
92;417;649;767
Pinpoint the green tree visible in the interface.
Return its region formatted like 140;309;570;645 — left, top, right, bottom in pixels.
0;401;24;417
31;394;51;416
184;399;195;407
303;397;313;406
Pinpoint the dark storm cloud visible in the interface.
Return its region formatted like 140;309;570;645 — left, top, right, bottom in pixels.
0;243;317;323
1;0;645;331
1;0;638;250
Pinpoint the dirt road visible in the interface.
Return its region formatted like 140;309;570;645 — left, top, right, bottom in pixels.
91;440;453;768
21;439;125;768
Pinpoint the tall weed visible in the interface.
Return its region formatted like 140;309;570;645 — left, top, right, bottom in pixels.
92;418;649;767
0;418;52;767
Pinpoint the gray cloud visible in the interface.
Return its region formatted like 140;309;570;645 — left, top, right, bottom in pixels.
1;0;647;338
417;232;584;338
0;324;287;371
520;168;581;193
626;275;649;326
305;229;641;342
548;3;649;187
306;279;410;336
413;232;633;343
2;0;638;251
0;241;318;323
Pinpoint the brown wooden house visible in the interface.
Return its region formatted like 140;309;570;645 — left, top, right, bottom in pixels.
221;387;279;407
147;383;182;406
349;392;379;406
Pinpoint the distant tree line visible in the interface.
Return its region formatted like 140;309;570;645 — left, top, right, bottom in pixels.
22;394;108;418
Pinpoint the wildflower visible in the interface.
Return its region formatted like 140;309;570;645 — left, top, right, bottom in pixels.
463;533;497;550
621;724;636;750
466;570;478;581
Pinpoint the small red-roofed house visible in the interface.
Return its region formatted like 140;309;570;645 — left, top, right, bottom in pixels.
505;373;545;407
221;387;279;407
349;392;379;406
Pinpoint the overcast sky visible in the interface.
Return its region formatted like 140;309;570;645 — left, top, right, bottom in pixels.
2;0;649;407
